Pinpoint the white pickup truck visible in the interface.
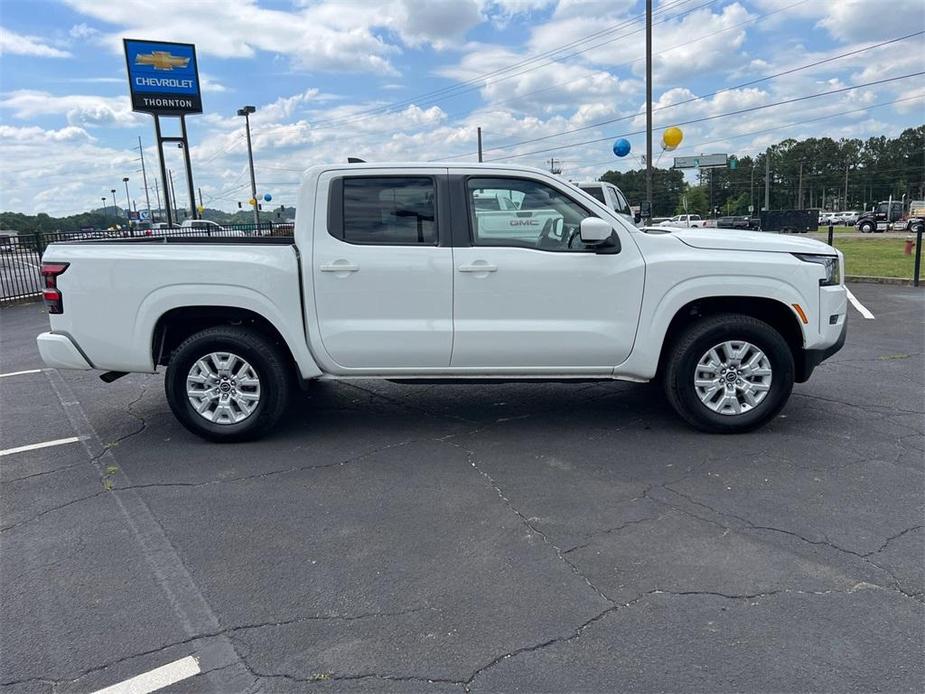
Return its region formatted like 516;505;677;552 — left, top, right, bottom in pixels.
658;214;703;228
37;162;847;441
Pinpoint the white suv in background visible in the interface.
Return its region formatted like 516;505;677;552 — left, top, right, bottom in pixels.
575;181;637;225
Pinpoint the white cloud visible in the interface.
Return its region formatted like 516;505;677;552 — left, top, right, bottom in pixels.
0;26;71;58
68;23;99;40
0;90;142;128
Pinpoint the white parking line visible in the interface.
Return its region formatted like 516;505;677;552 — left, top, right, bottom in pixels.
91;656;200;694
846;288;876;320
0;368;44;378
0;436;81;457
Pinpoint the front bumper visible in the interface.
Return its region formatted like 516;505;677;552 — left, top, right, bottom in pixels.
36;332;93;370
797;321;846;383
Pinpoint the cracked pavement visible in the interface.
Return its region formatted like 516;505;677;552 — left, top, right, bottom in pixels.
1;283;923;693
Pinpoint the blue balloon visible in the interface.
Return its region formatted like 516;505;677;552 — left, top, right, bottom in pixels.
263;193;272;202
612;138;631;157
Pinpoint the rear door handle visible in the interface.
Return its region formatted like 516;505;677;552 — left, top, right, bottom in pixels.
320;261;359;272
458;263;497;272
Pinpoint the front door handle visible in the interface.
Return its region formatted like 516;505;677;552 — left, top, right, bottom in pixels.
320;261;359;272
458;263;497;273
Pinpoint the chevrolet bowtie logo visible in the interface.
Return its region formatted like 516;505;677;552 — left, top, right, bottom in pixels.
135;51;189;71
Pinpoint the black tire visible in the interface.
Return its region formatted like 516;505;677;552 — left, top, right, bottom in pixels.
859;221;875;233
165;326;291;442
663;314;794;433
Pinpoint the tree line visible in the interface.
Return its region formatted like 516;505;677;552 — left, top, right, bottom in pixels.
600;125;924;217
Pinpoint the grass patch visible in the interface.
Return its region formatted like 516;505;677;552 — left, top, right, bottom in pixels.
832;237;918;279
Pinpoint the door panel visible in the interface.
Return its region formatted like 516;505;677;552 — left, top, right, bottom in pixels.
452;246;644;367
312;170;453;369
451;173;645;369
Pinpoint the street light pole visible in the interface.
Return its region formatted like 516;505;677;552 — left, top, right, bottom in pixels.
101;196;107;219
122;177;131;224
237;106;260;227
763;149;770;211
644;0;653;220
110;189;117;218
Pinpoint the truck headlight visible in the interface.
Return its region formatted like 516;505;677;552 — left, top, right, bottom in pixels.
793;253;840;286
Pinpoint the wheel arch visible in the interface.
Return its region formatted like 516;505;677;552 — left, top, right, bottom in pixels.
152;305;318;380
656;296;806;380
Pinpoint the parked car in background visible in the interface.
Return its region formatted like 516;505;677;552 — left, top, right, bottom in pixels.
574;181;638;226
657;214;702;228
716;216;755;230
36;161;846;440
840;211;860;225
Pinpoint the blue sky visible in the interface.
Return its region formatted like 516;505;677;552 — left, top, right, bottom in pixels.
0;0;922;215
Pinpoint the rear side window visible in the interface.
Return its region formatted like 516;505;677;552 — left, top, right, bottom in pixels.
580;186;606;204
334;177;436;245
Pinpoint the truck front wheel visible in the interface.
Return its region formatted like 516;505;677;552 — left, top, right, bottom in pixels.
165;326;291;442
859;221;875;233
663;314;794;433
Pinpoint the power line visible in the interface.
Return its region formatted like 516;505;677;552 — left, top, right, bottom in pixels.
576;94;924;171
304;0;718;131
452;30;923;160
486;71;924;162
433;0;811;128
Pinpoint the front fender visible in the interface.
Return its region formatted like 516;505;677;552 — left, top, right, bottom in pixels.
614;274;813;381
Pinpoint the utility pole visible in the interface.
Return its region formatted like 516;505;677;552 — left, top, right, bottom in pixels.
644;0;653;220
797;161;803;209
198;187;204;214
154;178;162;223
237;105;260;226
477;127;483;163
547;158;562;174
762;151;770;210
844;162;849;210
137;136;152;221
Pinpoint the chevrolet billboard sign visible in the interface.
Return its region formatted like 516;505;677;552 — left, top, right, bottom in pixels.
124;39;202;116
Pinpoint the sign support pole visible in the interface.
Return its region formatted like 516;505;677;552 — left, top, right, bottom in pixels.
179;115;197;220
153;115;173;228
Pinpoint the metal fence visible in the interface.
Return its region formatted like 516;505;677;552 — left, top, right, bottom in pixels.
0;224;292;304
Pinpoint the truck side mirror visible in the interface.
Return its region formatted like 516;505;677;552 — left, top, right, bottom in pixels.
579;217;613;244
634;211;641;224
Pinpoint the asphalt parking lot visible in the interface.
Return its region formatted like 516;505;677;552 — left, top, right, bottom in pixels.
2;283;923;693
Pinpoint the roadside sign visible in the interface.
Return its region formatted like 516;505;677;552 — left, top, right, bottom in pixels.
139;210;151;221
673;154;728;169
123;39;202;116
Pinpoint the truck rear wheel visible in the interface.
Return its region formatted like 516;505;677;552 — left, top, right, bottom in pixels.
165;326;291;442
663;314;794;433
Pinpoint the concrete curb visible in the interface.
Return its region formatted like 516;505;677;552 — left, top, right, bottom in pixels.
846;275;918;287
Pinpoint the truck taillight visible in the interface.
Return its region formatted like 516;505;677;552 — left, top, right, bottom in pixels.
41;262;69;314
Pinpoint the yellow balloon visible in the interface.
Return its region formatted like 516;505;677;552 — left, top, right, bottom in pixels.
662;126;683;149
249;198;257;206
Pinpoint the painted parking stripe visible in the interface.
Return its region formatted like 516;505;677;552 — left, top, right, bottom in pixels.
846;288;875;320
0;368;44;379
91;656;200;694
0;436;81;457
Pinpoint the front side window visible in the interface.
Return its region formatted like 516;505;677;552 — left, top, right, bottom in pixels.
468;177;597;252
340;177;436;245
